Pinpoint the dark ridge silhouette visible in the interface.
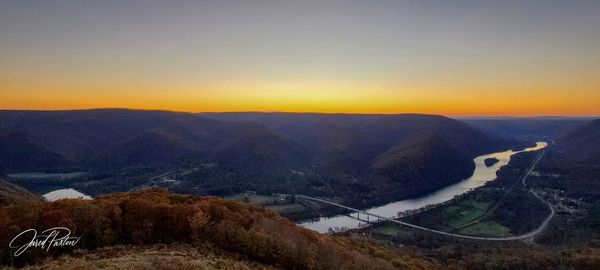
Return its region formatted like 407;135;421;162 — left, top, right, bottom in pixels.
0;109;306;173
557;119;600;162
1;110;518;202
372;131;474;190
461;118;590;141
0;178;41;205
204;112;514;161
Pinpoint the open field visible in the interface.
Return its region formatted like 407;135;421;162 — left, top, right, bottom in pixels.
374;224;403;237
457;221;512;237
226;193;278;205
442;200;491;229
400;195;494;232
226;193;310;217
266;204;307;215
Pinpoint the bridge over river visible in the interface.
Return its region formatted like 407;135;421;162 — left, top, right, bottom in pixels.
297;151;554;241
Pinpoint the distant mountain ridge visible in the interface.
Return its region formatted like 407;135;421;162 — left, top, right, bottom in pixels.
461;118;590;141
203;112;512;156
0;109;303;173
202;112;516;200
1;109;516;201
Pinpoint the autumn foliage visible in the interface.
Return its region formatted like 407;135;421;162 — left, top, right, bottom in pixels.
0;189;434;269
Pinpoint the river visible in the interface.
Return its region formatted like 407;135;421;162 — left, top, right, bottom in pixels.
298;141;548;233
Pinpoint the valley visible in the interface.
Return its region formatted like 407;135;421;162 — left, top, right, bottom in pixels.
1;111;599;269
0;110;521;209
2;2;600;268
295;142;547;233
337;119;600;268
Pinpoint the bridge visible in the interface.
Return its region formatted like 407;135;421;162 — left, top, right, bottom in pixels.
296;151;554;241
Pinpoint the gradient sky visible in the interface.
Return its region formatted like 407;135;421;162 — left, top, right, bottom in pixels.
1;0;599;116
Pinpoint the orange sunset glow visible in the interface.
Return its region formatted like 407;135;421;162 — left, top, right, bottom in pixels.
1;1;600;116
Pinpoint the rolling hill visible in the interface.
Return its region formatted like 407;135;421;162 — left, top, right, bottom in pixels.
0;109;308;173
203;112;516;199
204;113;514;168
540;119;600;202
461;117;590;141
372;132;475;192
557;119;600;163
0;178;41;205
1;110;517;203
204;113;511;158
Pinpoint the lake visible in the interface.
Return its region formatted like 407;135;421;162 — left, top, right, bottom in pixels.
298;141;548;233
43;188;92;201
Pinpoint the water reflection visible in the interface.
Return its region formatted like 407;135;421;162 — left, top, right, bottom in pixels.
299;142;547;233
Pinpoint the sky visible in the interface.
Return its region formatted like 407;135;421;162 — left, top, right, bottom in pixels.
1;0;599;116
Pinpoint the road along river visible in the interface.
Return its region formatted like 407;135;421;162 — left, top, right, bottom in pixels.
298;142;548;233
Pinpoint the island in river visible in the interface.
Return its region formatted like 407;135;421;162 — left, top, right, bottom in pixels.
484;157;500;167
297;141;547;233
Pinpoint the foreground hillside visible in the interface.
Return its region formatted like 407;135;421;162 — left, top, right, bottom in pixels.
7;244;278;270
0;189;435;269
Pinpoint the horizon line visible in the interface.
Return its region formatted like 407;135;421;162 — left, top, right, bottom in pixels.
1;107;599;119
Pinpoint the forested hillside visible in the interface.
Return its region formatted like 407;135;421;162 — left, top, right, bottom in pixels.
0;109;308;173
0;179;41;205
0;189;435;269
1;110;518;208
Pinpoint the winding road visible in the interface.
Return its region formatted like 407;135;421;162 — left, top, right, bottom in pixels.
451;150;549;232
298;150;555;241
